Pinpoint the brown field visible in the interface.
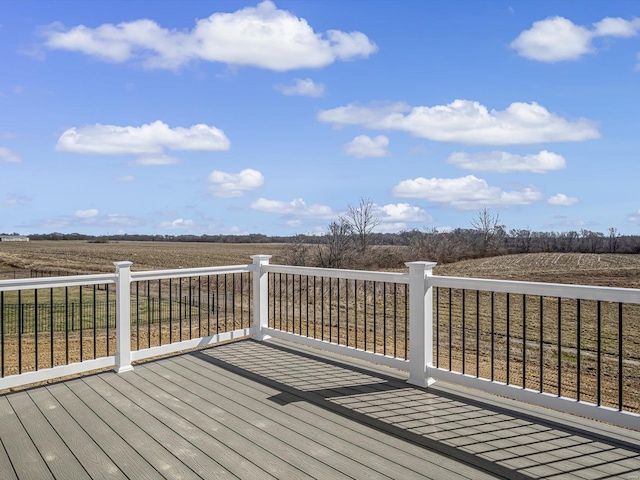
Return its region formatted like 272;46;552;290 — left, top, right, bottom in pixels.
2;242;640;413
0;240;291;275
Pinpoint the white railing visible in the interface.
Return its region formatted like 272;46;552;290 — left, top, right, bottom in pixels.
1;254;639;430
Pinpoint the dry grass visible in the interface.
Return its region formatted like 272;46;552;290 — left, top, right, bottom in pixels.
0;240;290;274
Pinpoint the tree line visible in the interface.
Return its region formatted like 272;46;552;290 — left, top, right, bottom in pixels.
5;204;640;268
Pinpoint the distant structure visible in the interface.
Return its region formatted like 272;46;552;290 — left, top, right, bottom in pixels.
0;235;29;242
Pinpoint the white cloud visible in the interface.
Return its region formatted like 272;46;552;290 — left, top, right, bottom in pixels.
208;168;264;197
250;197;336;219
159;218;195;229
446;150;566;173
511;16;640;62
114;175;135;182
0;132;16;139
43;1;377;71
378;203;431;223
103;213;145;227
56;120;229;156
131;154;181;166
3;195;32;206
319;99;599;145
344;135;390;158
0;147;22;163
75;208;99;218
391;175;544;210
275;78;325;97
628;209;640;224
32;211;146;230
547;193;578;206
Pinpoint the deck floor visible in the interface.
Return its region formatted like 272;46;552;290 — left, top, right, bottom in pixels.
1;339;640;479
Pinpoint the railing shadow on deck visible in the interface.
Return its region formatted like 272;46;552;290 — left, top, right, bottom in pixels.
190;339;640;480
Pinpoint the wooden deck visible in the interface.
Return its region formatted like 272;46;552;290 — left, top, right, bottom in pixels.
1;339;639;479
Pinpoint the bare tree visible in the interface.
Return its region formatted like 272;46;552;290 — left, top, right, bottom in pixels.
471;207;503;253
345;197;381;253
608;227;620;253
315;218;354;268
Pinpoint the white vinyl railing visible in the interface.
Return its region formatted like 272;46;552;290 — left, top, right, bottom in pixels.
1;254;639;430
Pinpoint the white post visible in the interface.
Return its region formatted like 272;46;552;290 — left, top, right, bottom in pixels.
406;261;437;387
251;255;272;341
114;261;134;373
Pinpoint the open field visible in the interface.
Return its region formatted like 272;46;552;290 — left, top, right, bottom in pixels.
2;241;640;287
2;242;640;412
0;240;291;275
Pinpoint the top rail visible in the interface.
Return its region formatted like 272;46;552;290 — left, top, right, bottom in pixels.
130;264;252;282
264;264;409;284
430;275;640;304
0;273;116;292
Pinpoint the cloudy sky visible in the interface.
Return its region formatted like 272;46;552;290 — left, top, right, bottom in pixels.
1;0;639;236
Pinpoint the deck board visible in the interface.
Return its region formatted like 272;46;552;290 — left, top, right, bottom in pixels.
7;391;88;480
1;338;640;479
26;387;127;480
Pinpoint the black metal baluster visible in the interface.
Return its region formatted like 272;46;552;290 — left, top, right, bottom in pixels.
597;300;601;405
383;283;387;356
346;279;349;347
329;278;332;343
34;289;38;370
491;292;495;381
373;282;377;354
136;282;140;351
224;274;228;332
286;274;291;333
158;279;162;343
65;287;69;365
618;302;623;411
448;288;452;371
18;291;23;360
321;278;325;342
207;276;211;336
354;280;358;349
558;298;562;397
169;279;173;343
79;286;83;363
337;278;341;345
506;293;510;385
50;288;54;367
279;273;283;331
106;285;110;353
576;299;581;401
199;276;202;336
189;277;193;339
147;281;151;349
404;284;408;360
364;281;367;350
462;289;466;374
306;276;309;337
239;274;243;330
522;294;526;389
540;296;544;393
92;285;96;359
299;275;302;336
476;290;480;378
313;276;317;338
436;287;439;368
216;275;220;334
393;283;397;358
179;278;183;341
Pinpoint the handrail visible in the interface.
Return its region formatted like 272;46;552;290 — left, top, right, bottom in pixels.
430;275;640;303
0;273;116;292
265;264;409;284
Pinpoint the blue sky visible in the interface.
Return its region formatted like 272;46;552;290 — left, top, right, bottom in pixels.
1;0;639;236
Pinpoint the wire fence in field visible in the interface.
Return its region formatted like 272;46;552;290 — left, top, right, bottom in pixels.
0;294;238;335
